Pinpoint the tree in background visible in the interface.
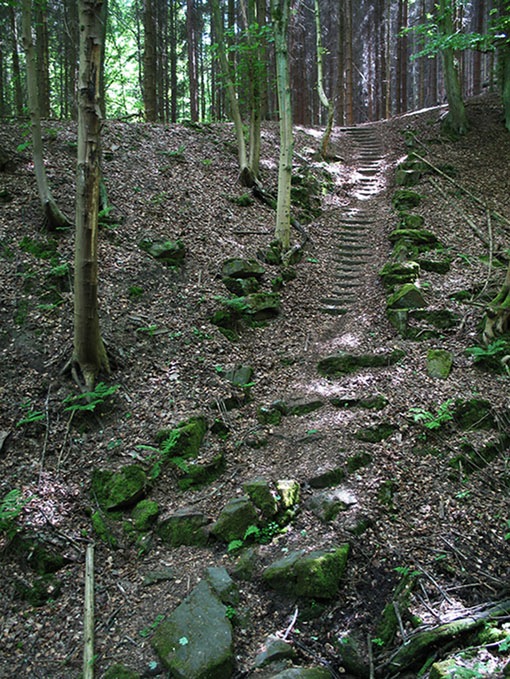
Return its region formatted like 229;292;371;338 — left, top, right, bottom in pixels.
143;0;157;121
20;0;70;229
437;0;469;135
73;0;110;388
272;0;292;252
314;0;334;158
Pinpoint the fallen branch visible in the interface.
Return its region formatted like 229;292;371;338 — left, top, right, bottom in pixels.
83;543;95;679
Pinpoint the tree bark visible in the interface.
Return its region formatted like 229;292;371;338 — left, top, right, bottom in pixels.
10;5;25;117
438;0;469;135
272;0;292;252
21;0;70;229
211;0;255;186
314;0;334;158
143;0;157;121
186;0;199;121
74;0;109;388
35;0;50;118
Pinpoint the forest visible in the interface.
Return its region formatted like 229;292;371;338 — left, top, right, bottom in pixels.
1;1;510;678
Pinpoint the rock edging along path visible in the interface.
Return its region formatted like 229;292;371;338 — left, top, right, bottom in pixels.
320;126;386;316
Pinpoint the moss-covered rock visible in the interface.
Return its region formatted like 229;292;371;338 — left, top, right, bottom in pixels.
307;489;356;522
346;451;373;473
204;566;239;606
11;534;69;573
389;228;439;248
427;349;453;379
131;499;159;531
223;292;281;321
211;496;259;542
257;405;283;426
91;511;119;548
157;416;207;461
253;634;297;668
399;211;425;229
318;349;405;377
308;467;346;489
222;276;260;295
139;238;185;266
386;284;427;310
276;479;300;510
330;395;388;410
452;398;496;430
171;452;226;490
392;189;423;210
410;309;459;330
158;507;210;547
91;465;147;511
14;574;62;606
379;261;420;288
222;364;254;388
243;478;279;518
286;399;324;416
355;423;397;442
103;664;141;679
221;258;265;280
262;545;350;599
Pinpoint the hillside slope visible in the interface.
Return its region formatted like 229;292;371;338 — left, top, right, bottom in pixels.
0;96;509;678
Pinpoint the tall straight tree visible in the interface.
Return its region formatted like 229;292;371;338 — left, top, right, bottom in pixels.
73;0;109;388
438;0;468;134
21;0;69;229
143;0;157;121
272;0;292;251
314;0;334;158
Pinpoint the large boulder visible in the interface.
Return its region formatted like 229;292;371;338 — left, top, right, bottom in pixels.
152;580;234;679
262;545;350;599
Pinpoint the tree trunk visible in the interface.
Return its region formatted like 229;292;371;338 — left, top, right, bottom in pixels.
272;0;292;252
74;0;109;388
35;0;50;118
186;0;199;121
10;5;24;117
344;0;354;125
438;0;468;135
483;260;510;342
21;0;70;229
143;0;157;121
211;0;254;186
314;0;334;158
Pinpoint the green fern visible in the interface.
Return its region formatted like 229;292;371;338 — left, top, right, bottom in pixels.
63;382;119;413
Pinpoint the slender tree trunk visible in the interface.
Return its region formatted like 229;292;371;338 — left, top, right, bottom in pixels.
314;0;334;157
169;0;178;122
21;0;70;229
10;5;24;117
211;0;255;186
344;0;354;125
336;2;345;125
438;0;468;135
73;0;109;388
143;0;157;121
272;0;292;252
35;0;50;118
186;0;198;121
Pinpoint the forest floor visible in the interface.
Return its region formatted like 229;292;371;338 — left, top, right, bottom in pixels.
0;94;509;679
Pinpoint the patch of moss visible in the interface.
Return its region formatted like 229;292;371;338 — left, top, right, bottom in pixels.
392;189;423;211
91;511;118;548
355;423;397;443
131;499;159;531
91;465;147;511
15;574;62;607
346;451;373;473
157;416;207;460
103;664;141;679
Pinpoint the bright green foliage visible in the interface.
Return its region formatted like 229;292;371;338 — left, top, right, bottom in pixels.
17;399;45;427
0;489;31;541
409;399;455;430
63;382;120;413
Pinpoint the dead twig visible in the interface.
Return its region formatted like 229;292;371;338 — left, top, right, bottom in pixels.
83;543;95;679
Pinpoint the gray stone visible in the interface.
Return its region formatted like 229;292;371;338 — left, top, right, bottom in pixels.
254;634;296;668
204;567;239;605
211;496;259;542
268;667;331;678
152;580;234;679
317;349;405;377
307;489;357;522
221;258;265;280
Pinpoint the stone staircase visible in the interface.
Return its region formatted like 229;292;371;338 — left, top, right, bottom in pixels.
320;126;385;316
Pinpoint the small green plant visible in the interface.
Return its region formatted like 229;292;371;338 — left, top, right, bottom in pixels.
225;605;236;620
409;399;454;430
136;324;158;337
466;339;510;372
128;285;144;299
63;382;119;414
0;489;31;540
157;144;186;159
505;520;510;541
17;399;45;427
227;521;281;552
139;614;165;638
201;158;213;167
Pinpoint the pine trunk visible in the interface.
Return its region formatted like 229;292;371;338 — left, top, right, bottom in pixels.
438;0;468;135
10;5;24;117
314;0;334;158
143;0;157;121
74;0;109;388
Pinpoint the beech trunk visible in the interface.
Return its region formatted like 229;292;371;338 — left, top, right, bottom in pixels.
73;0;109;388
